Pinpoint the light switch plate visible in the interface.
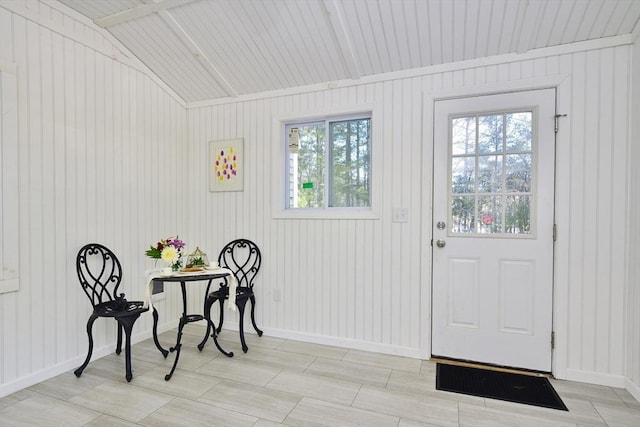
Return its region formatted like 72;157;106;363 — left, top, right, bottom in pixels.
392;208;408;223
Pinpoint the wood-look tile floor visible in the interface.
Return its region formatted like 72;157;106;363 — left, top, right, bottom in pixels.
1;324;639;426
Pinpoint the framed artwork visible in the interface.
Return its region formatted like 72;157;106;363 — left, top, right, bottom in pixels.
209;138;244;192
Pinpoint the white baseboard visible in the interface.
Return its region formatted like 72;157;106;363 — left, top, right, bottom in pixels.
224;323;429;360
565;368;628;388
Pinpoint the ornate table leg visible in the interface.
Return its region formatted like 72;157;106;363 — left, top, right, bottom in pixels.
164;282;189;381
208;317;234;358
197;279;214;351
152;307;169;358
164;316;186;381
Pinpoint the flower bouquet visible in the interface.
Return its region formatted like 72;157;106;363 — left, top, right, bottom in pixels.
146;236;186;271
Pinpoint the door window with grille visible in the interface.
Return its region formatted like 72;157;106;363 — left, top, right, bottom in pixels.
449;110;536;237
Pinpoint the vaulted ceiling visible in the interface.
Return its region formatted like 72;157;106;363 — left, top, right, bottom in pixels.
58;0;640;103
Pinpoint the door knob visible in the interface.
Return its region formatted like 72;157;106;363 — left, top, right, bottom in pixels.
436;239;446;248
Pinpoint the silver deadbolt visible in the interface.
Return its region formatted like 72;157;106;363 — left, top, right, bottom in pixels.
436;221;446;230
436;239;446;248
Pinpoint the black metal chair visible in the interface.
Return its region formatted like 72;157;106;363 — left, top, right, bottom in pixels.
74;243;148;382
204;239;263;352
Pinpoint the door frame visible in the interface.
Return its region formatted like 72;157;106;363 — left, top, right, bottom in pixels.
421;75;572;379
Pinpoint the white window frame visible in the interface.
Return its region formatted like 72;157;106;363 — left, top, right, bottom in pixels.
0;61;19;294
272;106;380;220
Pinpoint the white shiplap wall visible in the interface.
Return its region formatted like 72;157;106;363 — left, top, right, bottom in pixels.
186;80;427;356
186;41;636;388
1;0;638;399
0;3;189;395
626;32;640;401
561;46;629;384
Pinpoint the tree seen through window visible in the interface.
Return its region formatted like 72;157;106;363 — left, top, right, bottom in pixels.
286;115;371;209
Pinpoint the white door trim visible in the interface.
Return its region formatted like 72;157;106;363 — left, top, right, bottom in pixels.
421;74;572;379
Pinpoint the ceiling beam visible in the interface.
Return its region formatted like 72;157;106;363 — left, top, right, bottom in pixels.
94;0;196;28
322;0;362;80
158;10;238;97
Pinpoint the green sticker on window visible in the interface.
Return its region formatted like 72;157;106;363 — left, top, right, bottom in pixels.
302;182;313;189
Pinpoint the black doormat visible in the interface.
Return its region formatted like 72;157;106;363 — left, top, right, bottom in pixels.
436;363;568;411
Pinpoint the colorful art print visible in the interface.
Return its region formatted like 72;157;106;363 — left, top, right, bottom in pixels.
209;138;244;192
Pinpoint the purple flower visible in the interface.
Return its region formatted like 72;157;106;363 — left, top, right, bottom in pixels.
170;238;185;250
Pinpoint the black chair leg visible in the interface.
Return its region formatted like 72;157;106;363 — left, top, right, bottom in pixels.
236;299;248;353
74;314;98;378
249;295;263;336
216;298;225;334
115;322;123;355
117;314;141;382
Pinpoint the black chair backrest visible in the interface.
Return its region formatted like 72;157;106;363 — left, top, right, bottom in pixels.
76;243;123;308
218;239;261;289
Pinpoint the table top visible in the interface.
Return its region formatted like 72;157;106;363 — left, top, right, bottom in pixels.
152;269;231;283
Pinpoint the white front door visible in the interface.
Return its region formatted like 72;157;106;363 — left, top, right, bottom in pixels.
431;89;556;372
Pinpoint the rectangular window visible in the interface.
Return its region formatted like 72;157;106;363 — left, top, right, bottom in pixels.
285;114;371;209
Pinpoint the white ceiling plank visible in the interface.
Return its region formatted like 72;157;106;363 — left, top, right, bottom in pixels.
340;0;376;76
588;0;618;38
532;0;562;48
548;0;578;46
474;0;494;60
602;0;640;37
113;14;227;101
94;0;196;28
115;22;201;98
296;0;339;81
486;0;505;57
618;0;640;35
57;0;144;20
464;0;481;61
439;0;455;64
288;0;324;83
401;0;421;68
359;0;392;73
377;0;404;72
344;0;380;74
272;1;314;84
213;15;260;94
185;1;262;96
158;9;237;97
452;0;466;62
246;0;295;87
53;0;640;103
424;0;442;66
574;0;605;41
414;0;429;66
322;0;362;79
515;0;544;54
221;0;289;94
234;0;289;90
